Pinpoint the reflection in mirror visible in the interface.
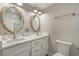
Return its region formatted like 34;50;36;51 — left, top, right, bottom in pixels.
1;5;24;34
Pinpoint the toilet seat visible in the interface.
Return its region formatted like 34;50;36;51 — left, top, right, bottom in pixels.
53;53;64;56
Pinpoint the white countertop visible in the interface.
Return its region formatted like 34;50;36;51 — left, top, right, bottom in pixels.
0;32;49;50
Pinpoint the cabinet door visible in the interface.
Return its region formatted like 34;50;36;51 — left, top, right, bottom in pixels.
0;52;1;56
41;37;49;56
31;39;41;56
31;47;41;56
32;39;41;48
41;43;48;56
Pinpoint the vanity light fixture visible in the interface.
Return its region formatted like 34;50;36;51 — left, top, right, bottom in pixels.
38;11;42;15
33;9;38;13
16;3;23;6
33;9;42;15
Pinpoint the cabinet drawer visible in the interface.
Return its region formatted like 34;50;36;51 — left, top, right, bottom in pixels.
32;52;40;56
17;43;31;51
16;51;30;56
32;47;41;56
41;37;48;43
42;41;48;46
32;39;41;48
3;43;31;56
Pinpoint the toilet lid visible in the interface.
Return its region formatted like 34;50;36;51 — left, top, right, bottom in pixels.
53;53;64;56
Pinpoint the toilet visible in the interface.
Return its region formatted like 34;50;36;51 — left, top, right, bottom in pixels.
53;40;72;56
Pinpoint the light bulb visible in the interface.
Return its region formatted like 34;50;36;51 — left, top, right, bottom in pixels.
17;3;23;6
33;9;38;13
38;11;42;15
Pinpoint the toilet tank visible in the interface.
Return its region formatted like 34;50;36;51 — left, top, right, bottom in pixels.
56;40;72;56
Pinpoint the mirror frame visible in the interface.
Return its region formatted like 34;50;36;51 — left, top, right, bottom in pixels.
0;5;24;33
30;15;40;32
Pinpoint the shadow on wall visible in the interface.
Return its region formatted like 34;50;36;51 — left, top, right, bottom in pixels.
71;45;79;56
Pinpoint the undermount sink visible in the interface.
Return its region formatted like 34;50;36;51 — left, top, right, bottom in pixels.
7;39;19;43
2;33;36;45
2;37;26;45
7;38;26;43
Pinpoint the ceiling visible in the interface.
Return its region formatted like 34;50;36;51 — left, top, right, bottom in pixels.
28;3;55;10
11;3;56;11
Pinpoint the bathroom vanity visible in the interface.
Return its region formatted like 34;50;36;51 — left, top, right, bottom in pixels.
0;33;49;56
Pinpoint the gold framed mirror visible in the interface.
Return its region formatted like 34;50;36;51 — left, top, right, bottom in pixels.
1;5;24;33
30;15;40;32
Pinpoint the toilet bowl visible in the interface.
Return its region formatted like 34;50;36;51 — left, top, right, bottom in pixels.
53;40;72;56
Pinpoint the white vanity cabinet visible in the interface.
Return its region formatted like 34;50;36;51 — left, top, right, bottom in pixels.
2;42;31;56
0;33;49;56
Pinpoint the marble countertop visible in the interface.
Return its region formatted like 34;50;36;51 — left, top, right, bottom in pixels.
0;32;49;50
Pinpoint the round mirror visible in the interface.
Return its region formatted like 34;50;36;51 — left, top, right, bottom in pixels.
30;15;40;32
1;5;24;33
